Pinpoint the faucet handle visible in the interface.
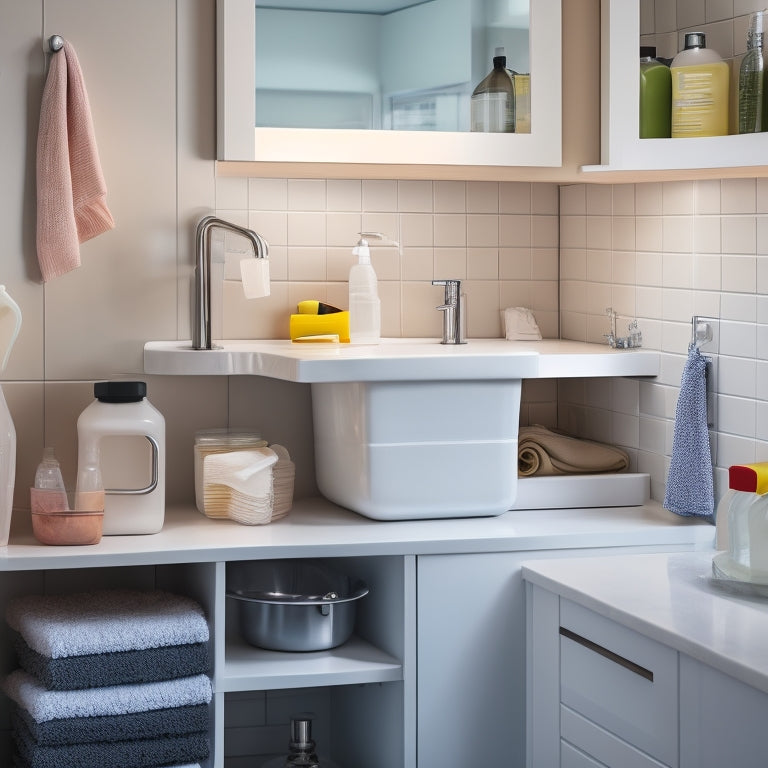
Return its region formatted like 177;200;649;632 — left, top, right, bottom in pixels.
432;279;461;307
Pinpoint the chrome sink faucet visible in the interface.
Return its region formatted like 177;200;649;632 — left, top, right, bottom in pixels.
193;215;268;350
433;279;466;344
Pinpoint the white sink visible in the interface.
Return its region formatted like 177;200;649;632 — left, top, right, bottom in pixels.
144;338;659;521
312;378;524;520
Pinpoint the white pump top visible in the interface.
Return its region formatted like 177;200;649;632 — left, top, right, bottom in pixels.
354;231;387;265
353;238;371;265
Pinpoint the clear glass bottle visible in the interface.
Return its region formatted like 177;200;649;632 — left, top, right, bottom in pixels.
739;10;766;134
34;447;67;492
74;444;104;512
471;47;515;133
32;447;69;513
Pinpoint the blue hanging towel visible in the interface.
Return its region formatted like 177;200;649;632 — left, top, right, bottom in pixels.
664;346;714;518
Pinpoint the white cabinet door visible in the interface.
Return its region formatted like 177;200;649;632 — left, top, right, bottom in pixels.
560;600;678;768
561;741;605;768
680;654;768;768
417;552;531;768
526;587;678;768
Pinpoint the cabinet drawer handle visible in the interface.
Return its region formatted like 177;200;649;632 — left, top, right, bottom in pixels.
559;626;654;682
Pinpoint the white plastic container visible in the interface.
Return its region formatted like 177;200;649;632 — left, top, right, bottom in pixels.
671;32;729;137
349;234;381;345
77;381;165;535
748;494;768;578
312;378;521;520
0;286;21;547
712;462;768;584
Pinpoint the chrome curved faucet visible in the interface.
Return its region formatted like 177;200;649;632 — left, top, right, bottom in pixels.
193;215;268;350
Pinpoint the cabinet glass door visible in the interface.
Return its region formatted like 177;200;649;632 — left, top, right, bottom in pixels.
253;0;529;134
217;0;561;167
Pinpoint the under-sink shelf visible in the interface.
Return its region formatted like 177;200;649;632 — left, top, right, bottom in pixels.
221;634;403;692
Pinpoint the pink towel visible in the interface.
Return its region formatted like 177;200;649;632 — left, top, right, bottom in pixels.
36;39;115;282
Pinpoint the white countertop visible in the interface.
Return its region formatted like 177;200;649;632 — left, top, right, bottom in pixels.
522;552;768;695
143;338;659;381
1;497;712;571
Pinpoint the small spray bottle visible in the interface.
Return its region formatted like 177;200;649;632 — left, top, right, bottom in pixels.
349;232;382;345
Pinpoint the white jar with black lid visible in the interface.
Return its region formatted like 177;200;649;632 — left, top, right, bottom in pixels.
77;381;165;535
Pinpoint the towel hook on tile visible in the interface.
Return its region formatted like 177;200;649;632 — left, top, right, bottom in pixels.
689;315;719;432
47;35;64;53
690;315;714;351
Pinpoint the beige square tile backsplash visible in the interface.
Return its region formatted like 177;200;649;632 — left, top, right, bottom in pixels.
215;178;560;342
641;0;768;70
213;175;768;507
560;179;768;503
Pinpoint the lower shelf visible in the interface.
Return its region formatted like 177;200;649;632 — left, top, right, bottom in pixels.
510;473;649;510
219;634;403;692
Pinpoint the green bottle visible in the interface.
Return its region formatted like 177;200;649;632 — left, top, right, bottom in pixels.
639;46;671;138
738;10;767;134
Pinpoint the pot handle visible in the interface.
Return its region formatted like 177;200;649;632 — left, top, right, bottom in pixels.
319;603;331;616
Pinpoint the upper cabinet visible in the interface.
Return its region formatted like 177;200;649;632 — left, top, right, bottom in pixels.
216;0;562;171
586;0;768;177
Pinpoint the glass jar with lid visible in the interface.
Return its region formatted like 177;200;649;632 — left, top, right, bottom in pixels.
194;428;267;517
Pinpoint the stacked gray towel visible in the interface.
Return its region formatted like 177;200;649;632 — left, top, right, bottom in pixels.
3;589;211;768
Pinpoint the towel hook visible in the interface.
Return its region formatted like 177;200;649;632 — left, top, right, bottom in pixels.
688;315;719;432
47;35;64;53
690;315;715;351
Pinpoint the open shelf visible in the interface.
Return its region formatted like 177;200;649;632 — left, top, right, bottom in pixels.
585;0;768;180
220;634;403;692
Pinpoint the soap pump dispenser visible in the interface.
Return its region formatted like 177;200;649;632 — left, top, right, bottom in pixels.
349;232;382;345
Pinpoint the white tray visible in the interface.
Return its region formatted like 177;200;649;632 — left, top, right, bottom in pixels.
509;473;650;510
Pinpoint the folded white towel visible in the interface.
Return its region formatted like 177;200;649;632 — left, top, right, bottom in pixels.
502;307;542;340
204;447;277;494
3;670;212;723
5;590;208;659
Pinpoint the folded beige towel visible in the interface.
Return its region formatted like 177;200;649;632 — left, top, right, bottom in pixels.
518;425;630;477
36;39;114;282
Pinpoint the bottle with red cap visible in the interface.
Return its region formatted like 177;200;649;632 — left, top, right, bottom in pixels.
714;462;768;579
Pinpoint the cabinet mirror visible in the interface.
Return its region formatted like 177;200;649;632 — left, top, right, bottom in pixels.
217;0;561;167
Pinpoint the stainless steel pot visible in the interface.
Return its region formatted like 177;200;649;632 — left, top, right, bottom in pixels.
226;559;369;652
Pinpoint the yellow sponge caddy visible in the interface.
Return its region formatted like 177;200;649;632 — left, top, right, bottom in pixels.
289;301;350;343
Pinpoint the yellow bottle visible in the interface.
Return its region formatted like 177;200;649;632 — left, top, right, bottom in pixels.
671;32;729;137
